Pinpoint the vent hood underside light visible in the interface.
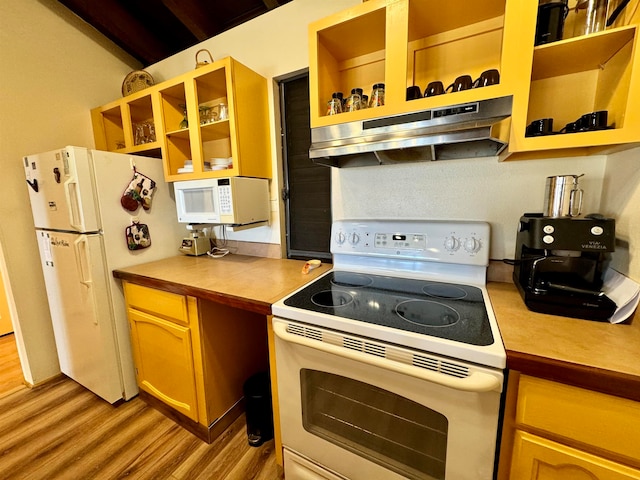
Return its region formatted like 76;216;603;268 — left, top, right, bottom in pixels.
309;96;513;167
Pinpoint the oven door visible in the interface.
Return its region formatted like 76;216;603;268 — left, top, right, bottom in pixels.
273;318;504;480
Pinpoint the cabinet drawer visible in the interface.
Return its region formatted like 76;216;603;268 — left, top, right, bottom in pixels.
511;430;640;480
123;282;188;325
516;375;640;465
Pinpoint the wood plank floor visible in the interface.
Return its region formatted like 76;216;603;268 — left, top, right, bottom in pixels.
0;366;282;479
0;333;25;398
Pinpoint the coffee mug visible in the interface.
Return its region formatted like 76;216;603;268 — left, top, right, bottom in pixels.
579;110;608;131
560;121;579;133
473;69;500;88
526;118;554;137
406;85;422;101
424;81;445;97
445;75;473;93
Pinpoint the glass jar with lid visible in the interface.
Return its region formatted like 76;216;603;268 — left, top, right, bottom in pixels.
344;88;363;112
327;92;344;116
369;83;385;108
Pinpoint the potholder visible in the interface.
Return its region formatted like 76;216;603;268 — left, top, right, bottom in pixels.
125;221;151;250
121;169;157;212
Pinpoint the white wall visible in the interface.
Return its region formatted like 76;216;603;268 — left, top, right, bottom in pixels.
601;147;640;282
0;0;140;383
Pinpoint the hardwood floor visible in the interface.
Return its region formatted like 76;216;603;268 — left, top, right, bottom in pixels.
0;333;25;398
0;375;282;479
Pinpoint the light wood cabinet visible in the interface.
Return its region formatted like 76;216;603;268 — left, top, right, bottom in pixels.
308;0;640;160
127;307;199;420
122;281;269;443
499;373;640;480
91;56;271;182
123;282;199;420
511;431;640;480
91;90;162;157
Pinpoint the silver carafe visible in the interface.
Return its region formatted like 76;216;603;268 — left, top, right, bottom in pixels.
544;174;584;217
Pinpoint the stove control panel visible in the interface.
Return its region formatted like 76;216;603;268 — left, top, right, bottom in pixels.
331;220;490;266
374;233;427;250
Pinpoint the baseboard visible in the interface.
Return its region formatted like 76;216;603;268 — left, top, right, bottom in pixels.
138;390;246;443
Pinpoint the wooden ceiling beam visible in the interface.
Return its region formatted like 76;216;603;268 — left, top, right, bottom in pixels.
161;0;220;42
57;0;174;65
262;0;282;8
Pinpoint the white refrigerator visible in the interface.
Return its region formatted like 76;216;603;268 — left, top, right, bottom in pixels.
23;146;184;403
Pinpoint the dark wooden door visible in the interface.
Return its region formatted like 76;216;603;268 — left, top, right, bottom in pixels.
280;74;332;260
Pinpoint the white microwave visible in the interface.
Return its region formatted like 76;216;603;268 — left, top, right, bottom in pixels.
174;177;270;226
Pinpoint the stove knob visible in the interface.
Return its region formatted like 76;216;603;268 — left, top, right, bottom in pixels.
464;237;481;253
349;232;360;245
444;236;460;252
335;231;346;245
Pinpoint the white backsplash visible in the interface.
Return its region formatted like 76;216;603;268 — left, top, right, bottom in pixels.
332;154;607;262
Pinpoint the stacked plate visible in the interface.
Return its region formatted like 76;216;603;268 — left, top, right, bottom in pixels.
177;160;209;173
210;157;233;170
176;158;232;173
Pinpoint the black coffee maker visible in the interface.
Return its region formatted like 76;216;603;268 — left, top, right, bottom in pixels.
513;213;617;321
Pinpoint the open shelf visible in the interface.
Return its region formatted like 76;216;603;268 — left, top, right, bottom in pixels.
311;1;388;122
309;0;515;127
531;25;636;80
526;25;636;136
159;82;192;177
127;95;157;148
407;0;507;111
98;105;125;151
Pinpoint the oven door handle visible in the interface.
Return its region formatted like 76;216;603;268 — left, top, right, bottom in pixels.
273;322;501;393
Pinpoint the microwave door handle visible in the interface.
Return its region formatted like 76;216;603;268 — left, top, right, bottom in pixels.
273;322;501;393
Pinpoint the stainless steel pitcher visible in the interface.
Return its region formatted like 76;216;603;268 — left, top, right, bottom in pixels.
544;174;584;217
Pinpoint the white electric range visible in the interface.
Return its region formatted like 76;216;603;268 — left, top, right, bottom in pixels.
272;219;506;480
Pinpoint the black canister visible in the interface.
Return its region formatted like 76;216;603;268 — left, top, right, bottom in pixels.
243;371;274;447
535;0;569;45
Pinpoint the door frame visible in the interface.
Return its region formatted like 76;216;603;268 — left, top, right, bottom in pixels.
277;70;332;261
0;240;27;381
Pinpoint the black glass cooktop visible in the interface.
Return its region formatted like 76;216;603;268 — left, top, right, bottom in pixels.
284;271;494;346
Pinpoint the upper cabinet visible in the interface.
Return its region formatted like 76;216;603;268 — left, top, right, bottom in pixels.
308;0;522;127
91;90;162;157
308;0;640;160
91;57;271;181
506;15;640;160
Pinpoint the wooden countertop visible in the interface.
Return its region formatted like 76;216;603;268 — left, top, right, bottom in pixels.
113;255;331;316
114;255;639;401
487;282;640;402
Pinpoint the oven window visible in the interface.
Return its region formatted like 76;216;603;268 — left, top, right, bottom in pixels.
300;369;448;480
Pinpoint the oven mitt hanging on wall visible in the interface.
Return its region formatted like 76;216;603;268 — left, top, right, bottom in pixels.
121;169;157;212
125;220;151;250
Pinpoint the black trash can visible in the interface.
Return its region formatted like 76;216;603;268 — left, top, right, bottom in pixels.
243;371;274;447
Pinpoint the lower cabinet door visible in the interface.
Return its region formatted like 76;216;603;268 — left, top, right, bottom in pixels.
128;308;198;421
511;431;640;480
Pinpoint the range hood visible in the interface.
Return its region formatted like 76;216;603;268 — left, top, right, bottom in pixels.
310;96;512;167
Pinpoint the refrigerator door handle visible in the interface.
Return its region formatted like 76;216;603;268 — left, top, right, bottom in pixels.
64;177;83;231
73;236;98;326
